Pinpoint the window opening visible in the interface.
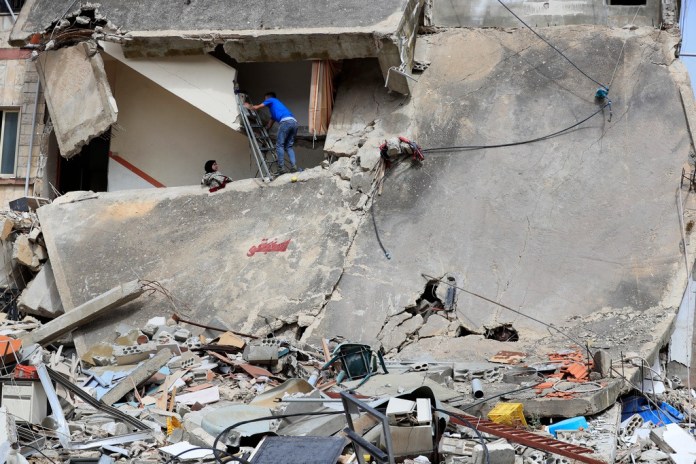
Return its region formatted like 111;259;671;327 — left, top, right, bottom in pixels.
0;0;25;14
0;110;19;175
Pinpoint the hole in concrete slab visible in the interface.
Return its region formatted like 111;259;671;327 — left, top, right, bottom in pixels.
484;323;519;342
455;326;475;337
687;220;694;234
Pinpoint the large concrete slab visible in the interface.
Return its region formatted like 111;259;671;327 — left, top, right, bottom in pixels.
14;0;411;36
38;172;360;355
430;0;660;28
37;42;118;159
315;26;692;361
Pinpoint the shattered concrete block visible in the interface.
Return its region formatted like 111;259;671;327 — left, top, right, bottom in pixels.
593;349;611;377
439;436;476;456
473;439;514;464
17;261;64;318
350;171;373;193
358;148;381;171
169;350;201;370
243;338;281;365
101;348;172;406
12;234;40;271
386;137;401;156
0;218;13;241
297;313;315;328
113;342;156;365
156;331;174;345
418;315;451;338
27;227;41;242
329;157;353;181
173;328;191;342
186;337;202;350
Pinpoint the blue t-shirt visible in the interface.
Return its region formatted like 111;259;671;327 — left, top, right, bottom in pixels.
262;97;295;122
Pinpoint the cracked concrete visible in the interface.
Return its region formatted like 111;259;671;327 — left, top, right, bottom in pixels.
30;25;696;386
314;25;692;371
38;165;368;356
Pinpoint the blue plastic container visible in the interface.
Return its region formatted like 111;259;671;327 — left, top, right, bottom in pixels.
547;416;589;437
621;396;682;426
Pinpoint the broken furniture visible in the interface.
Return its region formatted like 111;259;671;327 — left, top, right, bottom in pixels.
322;343;389;386
249;435;348;464
0;378;47;423
340;391;395;464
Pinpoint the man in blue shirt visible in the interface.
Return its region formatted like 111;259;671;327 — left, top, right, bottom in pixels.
245;92;298;175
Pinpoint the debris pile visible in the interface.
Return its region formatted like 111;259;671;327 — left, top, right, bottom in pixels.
0;198;692;463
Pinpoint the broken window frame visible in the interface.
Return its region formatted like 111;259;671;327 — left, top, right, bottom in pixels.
0;109;20;176
0;0;24;14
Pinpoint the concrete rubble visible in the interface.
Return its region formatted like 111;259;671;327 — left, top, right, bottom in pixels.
0;178;694;463
0;1;695;463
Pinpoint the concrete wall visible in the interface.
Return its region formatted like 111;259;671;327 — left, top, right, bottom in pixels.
106;60;252;189
431;0;661;28
0;13;45;207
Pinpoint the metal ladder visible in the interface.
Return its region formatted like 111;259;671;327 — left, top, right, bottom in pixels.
448;411;606;464
235;91;276;180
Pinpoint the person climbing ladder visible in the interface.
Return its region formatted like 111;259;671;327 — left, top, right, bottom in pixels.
245;92;299;175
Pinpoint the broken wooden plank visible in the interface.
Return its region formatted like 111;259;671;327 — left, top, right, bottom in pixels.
21;281;143;347
101;348;172;406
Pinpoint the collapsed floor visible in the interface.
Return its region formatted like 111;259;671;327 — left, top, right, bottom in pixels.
0;23;695;464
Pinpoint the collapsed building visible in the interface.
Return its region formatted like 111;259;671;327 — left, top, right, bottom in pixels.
0;0;694;462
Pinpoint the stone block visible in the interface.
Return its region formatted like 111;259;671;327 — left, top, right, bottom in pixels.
350;171;373;193
27;227;41;242
17;261;64;318
0;218;13;241
473;439;515;464
169;350;201;370
173;328;191;342
113;342;156;365
12;234;40;271
297;313;315;327
593;349;611;377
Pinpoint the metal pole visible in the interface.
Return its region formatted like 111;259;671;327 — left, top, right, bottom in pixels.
24;81;41;196
2;0;16;21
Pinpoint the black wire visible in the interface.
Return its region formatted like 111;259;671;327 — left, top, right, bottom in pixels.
496;0;605;89
422;274;587;348
434;408;490;464
371;196;391;259
212;411;345;464
423;103;608;154
23;444;58;464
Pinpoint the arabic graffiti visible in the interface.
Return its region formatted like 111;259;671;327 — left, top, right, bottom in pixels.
247;238;292;257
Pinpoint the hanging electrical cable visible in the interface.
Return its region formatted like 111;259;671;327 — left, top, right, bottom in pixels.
496;0;606;89
423;103;609;154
